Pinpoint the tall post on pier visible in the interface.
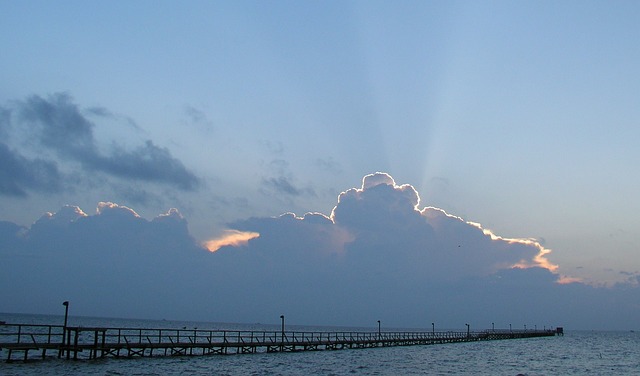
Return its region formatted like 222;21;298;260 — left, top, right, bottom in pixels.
280;315;285;337
431;322;434;335
377;320;381;340
492;322;495;332
59;301;69;358
465;323;470;338
280;315;285;351
63;301;69;328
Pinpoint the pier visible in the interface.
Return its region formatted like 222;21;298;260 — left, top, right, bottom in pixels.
0;322;557;362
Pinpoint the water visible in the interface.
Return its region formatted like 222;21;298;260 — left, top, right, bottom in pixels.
1;313;639;375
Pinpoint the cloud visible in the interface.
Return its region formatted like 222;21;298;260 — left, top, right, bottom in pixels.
0;220;27;254
19;93;96;158
204;230;260;252
184;105;214;133
212;173;638;327
85;106;142;132
93;140;199;190
259;143;317;199
0;106;11;139
262;176;307;196
1;173;639;330
111;184;160;207
5;93;199;191
0;202;206;319
315;157;342;174
227;212;353;261
320;173;553;281
0;142;62;197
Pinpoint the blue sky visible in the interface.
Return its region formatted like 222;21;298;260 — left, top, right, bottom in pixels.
1;1;640;327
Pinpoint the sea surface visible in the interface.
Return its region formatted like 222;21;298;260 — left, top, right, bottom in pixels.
1;313;638;375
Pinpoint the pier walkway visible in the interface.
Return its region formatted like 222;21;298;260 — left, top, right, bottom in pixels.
0;323;557;362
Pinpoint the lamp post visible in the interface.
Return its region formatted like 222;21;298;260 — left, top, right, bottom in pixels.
63;301;69;328
431;322;434;335
492;322;495;332
524;324;527;331
280;315;285;337
377;320;381;339
60;301;69;358
465;323;470;338
509;323;512;332
279;315;285;350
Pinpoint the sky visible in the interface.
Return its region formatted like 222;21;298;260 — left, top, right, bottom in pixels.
1;1;639;330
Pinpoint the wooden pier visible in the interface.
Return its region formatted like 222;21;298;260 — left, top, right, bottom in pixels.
0;322;558;362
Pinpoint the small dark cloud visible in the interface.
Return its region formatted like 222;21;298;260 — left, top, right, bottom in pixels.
19;93;95;158
262;140;284;155
93;140;199;190
184;105;214;133
261;176;316;197
262;176;303;196
85;106;142;132
268;159;288;174
430;176;449;185
84;106;112;117
0;142;61;197
315;157;342;174
258;143;318;199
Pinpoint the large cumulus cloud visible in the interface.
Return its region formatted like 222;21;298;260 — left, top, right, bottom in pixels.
1;173;639;330
0;202;206;319
244;172;556;281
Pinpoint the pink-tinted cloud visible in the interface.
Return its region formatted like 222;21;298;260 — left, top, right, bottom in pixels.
204;230;260;252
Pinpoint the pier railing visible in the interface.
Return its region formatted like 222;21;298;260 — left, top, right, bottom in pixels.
0;322;557;362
